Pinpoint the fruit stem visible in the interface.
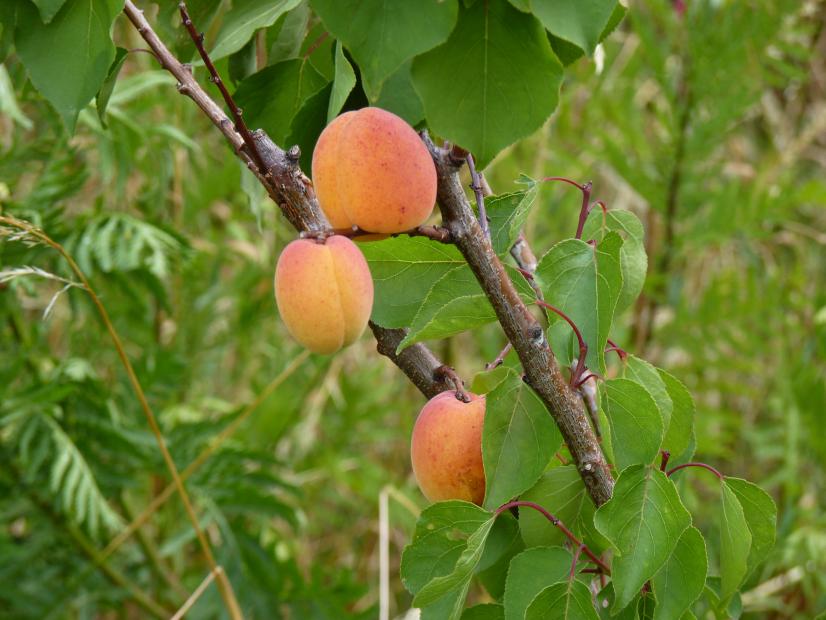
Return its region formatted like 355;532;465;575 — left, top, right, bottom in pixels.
434;365;471;403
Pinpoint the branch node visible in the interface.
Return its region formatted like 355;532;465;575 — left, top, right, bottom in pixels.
286;145;301;163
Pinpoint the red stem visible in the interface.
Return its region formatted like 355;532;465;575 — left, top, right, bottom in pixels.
485;342;513;370
666;462;725;480
535;300;588;386
178;2;267;175
494;501;610;574
660;450;671;472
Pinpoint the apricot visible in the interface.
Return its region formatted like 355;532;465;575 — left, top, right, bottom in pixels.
274;235;373;354
312;107;437;234
410;391;486;505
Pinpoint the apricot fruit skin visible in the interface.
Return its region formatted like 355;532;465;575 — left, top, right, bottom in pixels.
411;391;486;505
312;107;437;234
274;235;374;354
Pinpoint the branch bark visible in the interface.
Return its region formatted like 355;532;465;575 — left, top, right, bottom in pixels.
427;141;614;506
122;0;455;400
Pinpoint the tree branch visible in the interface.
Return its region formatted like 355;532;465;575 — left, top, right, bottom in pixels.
122;1;455;402
426;139;614;506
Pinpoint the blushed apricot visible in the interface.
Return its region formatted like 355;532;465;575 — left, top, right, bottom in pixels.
411;391;486;505
274;235;373;354
312;107;437;234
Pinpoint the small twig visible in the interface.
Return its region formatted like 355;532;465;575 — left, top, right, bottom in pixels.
485;342;513;370
434;365;471;402
660;450;671;472
494;501;610;574
535;300;588;387
178;1;266;175
666;462;725;480
466;154;489;236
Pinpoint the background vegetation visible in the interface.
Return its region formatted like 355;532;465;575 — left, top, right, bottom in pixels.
1;0;824;618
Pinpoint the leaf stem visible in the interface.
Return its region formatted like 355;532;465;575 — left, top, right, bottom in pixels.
666;462;725;480
494;500;610;574
534;300;588;387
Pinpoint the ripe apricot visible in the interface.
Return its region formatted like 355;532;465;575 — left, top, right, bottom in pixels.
274;235;373;354
410;391;486;505
312;107;437;234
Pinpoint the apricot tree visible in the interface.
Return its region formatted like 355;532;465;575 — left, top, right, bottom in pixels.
0;1;779;619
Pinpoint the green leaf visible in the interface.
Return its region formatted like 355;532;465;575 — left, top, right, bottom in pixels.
652;526;707;620
535;233;623;374
581;209;647;314
463;605;505;620
487;187;540;256
725;478;777;579
657;369;695;464
594;465;691;612
285;82;332;171
15;0;120;133
233;58;327;145
327;42;356;121
503;546;572;620
530;0;618;56
401;501;491;619
361;236;466;328
32;0;68;24
525;580;599;620
719;481;752;602
209;0;303;61
596;583;639;620
482;370;562;509
413;517;495;609
398;265;534;351
312;0;458;100
96;47;128;128
518;466;606;553
478;511;520;573
412;0;563;169
267;1;310;63
374;60;425;126
624;355;672;432
601;378;663;471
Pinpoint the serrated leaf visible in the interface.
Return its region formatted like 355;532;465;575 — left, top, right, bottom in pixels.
327;42;356;121
16;0;120;133
535;233;623;374
361;236;466;328
652;526;707;620
525;580;599;620
482;370;561;509
503;546;571;620
96;46;128;128
518;466;606;552
413;517;495;609
624;355;672;431
719;482;752;602
725;478;776;579
581;209;646;314
398;264;534;351
312;0;458;100
594;464;691;612
530;0;618;56
412;0;562;169
657;369;695;464
601;378;663;471
209;0;303;61
487;187;539;255
402;501;491;619
234;58;327;145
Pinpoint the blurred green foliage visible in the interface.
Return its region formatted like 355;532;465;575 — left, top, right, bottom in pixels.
1;0;824;618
